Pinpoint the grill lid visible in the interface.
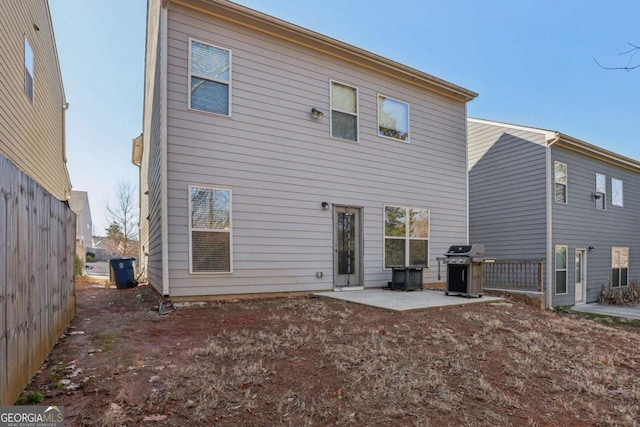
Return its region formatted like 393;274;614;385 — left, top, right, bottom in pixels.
446;245;473;254
444;244;485;257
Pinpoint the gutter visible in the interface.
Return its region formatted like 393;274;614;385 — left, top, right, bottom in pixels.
545;133;560;309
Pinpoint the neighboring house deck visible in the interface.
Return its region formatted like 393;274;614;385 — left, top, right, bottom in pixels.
468;118;640;308
135;0;477;298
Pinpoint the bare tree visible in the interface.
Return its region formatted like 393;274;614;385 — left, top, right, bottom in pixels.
594;43;640;71
105;181;138;257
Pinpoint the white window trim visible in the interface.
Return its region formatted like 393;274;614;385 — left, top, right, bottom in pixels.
377;94;410;143
187;37;232;117
188;184;233;274
595;173;606;211
329;79;359;142
554;245;568;295
383;205;430;269
611;247;629;288
612;177;623;207
553;161;567;204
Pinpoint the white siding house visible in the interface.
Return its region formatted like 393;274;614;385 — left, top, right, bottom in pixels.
69;191;94;261
137;0;477;298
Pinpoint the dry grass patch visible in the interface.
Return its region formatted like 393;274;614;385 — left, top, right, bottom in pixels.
138;299;640;426
24;286;640;426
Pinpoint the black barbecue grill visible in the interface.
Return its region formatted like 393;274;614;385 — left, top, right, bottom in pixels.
442;244;485;297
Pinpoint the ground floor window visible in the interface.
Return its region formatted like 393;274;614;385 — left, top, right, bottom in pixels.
611;247;629;287
188;185;232;273
384;205;429;268
555;245;567;294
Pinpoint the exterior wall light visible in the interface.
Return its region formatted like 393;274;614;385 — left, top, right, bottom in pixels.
311;108;324;119
321;201;329;210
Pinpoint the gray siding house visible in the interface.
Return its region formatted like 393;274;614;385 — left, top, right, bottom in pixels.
468;118;640;308
136;0;477;298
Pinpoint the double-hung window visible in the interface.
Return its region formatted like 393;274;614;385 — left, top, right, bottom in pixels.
189;38;231;116
555;245;567;294
384;205;429;268
330;81;358;141
611;247;629;287
554;161;567;204
24;36;34;102
189;186;232;273
595;173;606;210
612;178;623;207
378;95;409;142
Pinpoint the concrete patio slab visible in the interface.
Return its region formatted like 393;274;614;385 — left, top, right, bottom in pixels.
570;303;640;321
313;288;504;312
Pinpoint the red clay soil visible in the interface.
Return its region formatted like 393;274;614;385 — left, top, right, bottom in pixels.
20;278;640;426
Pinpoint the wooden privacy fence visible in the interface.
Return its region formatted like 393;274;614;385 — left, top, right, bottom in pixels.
483;259;545;292
0;155;76;404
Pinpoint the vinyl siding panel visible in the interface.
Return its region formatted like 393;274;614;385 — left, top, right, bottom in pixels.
142;0;164;294
161;3;470;297
550;146;640;305
0;0;70;200
468;121;548;259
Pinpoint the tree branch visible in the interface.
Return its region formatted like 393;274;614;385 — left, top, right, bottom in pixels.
594;42;640;71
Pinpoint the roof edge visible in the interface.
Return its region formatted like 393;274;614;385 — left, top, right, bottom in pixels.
171;0;478;102
468;118;557;140
555;133;640;172
469;118;640;172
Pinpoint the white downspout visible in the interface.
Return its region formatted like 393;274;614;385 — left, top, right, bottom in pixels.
545;133;560;309
160;5;170;297
464;104;470;244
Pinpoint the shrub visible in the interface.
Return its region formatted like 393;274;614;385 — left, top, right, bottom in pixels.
75;256;83;277
15;390;44;405
86;251;96;262
599;281;639;305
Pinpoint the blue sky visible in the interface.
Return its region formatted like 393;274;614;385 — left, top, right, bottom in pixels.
49;0;640;233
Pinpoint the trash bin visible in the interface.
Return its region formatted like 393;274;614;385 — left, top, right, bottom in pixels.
109;258;137;289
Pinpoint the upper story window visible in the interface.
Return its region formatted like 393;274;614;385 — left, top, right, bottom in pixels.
189;38;231;116
189;185;232;273
378;95;409;142
595;173;606;210
330;81;358;141
384;205;429;268
612;178;623;207
24;36;34;102
554;161;567;204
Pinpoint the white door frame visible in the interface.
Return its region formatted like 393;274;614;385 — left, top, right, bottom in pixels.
574;248;587;304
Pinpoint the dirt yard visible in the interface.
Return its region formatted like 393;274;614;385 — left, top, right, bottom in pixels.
21;278;640;426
